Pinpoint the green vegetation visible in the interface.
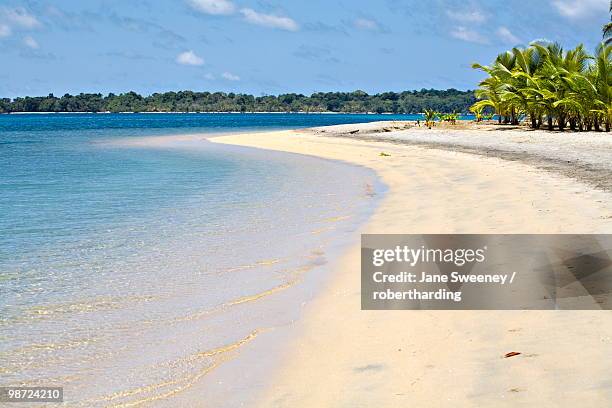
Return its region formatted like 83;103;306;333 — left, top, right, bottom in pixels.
0;89;476;114
423;108;437;128
439;112;459;124
472;7;612;131
470;107;484;122
420;110;460;128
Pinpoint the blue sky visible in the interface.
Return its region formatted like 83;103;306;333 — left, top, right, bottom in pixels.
0;0;609;97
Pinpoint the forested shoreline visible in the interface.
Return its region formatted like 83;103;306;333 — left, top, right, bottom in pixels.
0;89;475;114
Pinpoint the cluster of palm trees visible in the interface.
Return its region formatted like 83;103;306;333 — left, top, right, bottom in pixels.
470;5;611;132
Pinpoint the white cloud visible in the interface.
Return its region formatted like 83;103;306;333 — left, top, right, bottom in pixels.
23;35;39;49
531;38;552;45
0;24;10;37
551;0;608;20
450;26;488;44
0;7;41;28
221;72;240;81
204;73;216;80
187;0;235;15
497;26;520;44
176;50;205;66
240;8;299;31
354;18;378;30
446;9;487;24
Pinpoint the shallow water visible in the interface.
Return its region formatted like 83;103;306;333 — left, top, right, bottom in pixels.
0;113;386;406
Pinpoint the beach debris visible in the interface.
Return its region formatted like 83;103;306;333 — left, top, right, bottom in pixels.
348;129;359;134
382;127;392;132
504;352;521;358
353;363;386;373
365;184;375;197
379;152;391;157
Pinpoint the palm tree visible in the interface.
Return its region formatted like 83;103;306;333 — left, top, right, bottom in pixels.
510;46;545;128
423;109;437;128
471;51;517;124
590;42;612;131
470;106;484;122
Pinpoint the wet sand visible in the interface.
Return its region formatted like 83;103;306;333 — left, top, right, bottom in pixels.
211;125;612;407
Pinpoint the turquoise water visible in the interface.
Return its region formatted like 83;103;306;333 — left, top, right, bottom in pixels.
0;112;428;132
0;113;391;406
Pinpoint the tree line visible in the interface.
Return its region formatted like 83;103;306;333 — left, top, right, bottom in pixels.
470;3;611;131
0;89;476;114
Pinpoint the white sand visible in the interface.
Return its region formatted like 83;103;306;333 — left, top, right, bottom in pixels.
211;129;612;407
304;122;612;191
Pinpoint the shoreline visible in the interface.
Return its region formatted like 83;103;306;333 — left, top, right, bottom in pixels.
301;121;612;192
1;111;435;115
96;132;383;407
210;124;612;406
1;127;382;408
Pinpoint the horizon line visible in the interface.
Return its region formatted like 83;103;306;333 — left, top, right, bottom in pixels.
2;88;476;100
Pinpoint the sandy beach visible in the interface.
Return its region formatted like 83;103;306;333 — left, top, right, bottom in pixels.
212;124;612;407
4;0;610;405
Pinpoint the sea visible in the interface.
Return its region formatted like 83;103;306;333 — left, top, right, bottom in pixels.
0;113;419;406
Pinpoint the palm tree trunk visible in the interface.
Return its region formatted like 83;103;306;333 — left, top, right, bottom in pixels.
531;115;537;129
595;117;601;132
547;116;554;131
558;113;566;131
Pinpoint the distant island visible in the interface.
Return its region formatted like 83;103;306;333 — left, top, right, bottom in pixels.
0;89;475;114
